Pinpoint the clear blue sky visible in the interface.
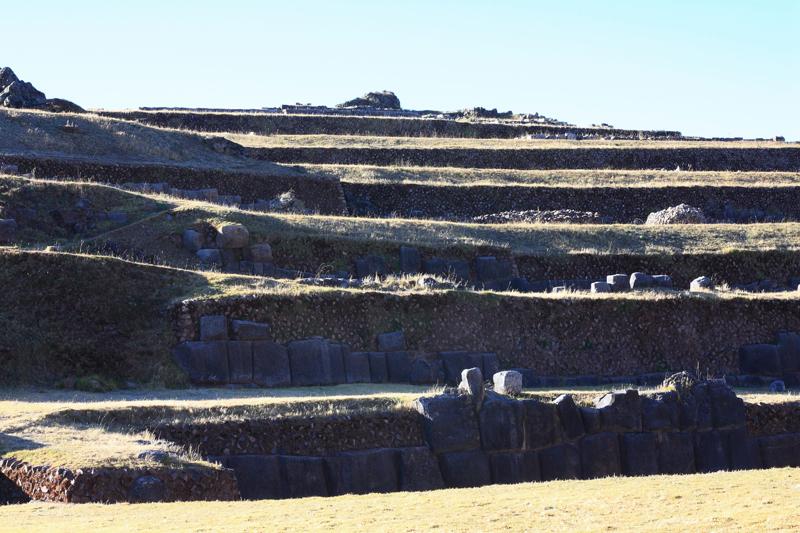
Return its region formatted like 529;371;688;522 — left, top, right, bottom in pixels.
5;0;799;139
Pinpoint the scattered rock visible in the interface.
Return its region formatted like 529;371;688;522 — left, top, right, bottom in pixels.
249;243;273;263
215;223;249;248
645;204;707;225
662;371;699;397
590;281;612;293
459;367;485;407
493;370;522;396
472;209;610;224
338;91;401;109
690;276;714;292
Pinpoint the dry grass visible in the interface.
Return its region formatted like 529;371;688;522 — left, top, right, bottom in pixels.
307;163;800;188
3;468;800;532
224;132;796;150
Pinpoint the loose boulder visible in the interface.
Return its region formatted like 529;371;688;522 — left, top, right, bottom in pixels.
493;370;523;396
338;91;401;109
645;204;707;225
215;223;250;249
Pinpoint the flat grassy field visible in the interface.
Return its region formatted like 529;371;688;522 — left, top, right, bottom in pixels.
224;133;794;150
2;468;799;532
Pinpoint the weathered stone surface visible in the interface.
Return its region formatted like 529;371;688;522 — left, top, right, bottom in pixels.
645;204;706;225
252;340;291;387
398;447;444;491
657;432;696;474
438;450;491;488
475;256;513;283
522;399;561;450
727;428;761;471
482;353;500;378
769;380;786;392
662;371;698;397
591;281;612;293
377;331;406;352
493;370;523;396
386;351;412;383
694;431;730;473
489;450;540;484
539;443;581;481
227;340;253;384
580;407;602;434
642;392;680;431
128;475;165;503
739;344;781;375
777;331;800;373
708;381;745;429
339;90;401;109
215;223;249;248
181;229;202;252
414;394;481;453
172;341;229;384
629;272;654;290
690;275;714;292
344;351;371;383
325;449;399;495
196;248;222;267
606;274;628;292
580;432;621;479
440;351;484;385
479;397;524;451
231;320;270;341
621;433;659;476
249;243;273;263
218;455;282;499
399;246;421;274
410;358;443;385
459;367;485;407
281;456;327;498
200;315;228;341
652;274;673;288
759;433;800;468
596;390;642;432
554;394;585;440
288;338;332;386
355;255;387;278
368;352;388;383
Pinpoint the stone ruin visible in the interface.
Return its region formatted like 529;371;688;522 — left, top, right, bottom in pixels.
338;90;402;110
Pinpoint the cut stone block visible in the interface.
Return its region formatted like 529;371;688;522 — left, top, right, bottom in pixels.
727;428;761;471
252;340;291;387
249;243;273;263
479;397;524;451
328;342;348;385
642;392;680;432
580;407;602;434
708;381;745;429
489;450;540;484
606;274;628;292
522;399;562;450
231;320;270;341
539;443;581;481
196;248;222;267
694;431;730;473
621;433;659;476
200;315;228;341
438;450;491;488
493;370;523;396
215;223;249;248
410;358;443;385
227;340;253;384
217;455;282;500
414;394;481;453
355;255;387;278
182;229;202;252
554;394;585;440
377;331;406;352
440;351;485;385
172;341;229;385
759;433;800;468
482;353;500;378
281;456;327;498
739;344;781;375
690;276;714;292
325;449;398;495
657;431;696;474
591;281;612;293
398;447;444;491
652;274;673;288
777;332;800;373
629;272;654;289
459;367;484;408
368;352;388;383
344;351;371;383
595;390;642;432
399;246;421;274
580;432;621;479
386;351;412;383
288;338;332;386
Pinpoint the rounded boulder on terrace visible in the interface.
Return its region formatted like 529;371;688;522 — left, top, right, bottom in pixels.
645;204;707;225
215;223;250;249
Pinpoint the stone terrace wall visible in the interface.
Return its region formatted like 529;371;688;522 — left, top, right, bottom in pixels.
343;182;800;222
0;155;347;215
174;292;800;377
516;250;800;288
247;147;800;171
97;111;681;140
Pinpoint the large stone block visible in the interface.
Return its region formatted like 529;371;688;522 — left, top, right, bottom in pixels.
196;248;222;267
539;443;581;481
344;351;371;383
368;352;388;383
288;338;332;386
629;272;654;289
446;260;471;281
739;344;781;375
217;455;282;500
475;256;513;283
657;432;695;475
494;371;523;396
249;243;273;263
386;351;412;383
522;399;562;450
708;381;745;429
227;341;253;384
325;449;398;495
777;332;800;374
414;394;481;453
727;428;761;471
173;341;229;385
281;456;327;498
621;433;659;476
482;353;500;378
580;432;621;479
642;392;680;432
489;450;540;484
182;229;202;252
606;273;628;292
479;397;524;451
200;315;228;341
252;341;291;387
554;394;585;441
215;223;249;248
694;431;730;473
410;358;443;385
328;342;348;385
580;407;602;434
438;450;491;488
440;351;485;385
231;320;270;341
398;447;444;491
759;433;800;468
355;255;387;278
377;331;406;352
595;390;642;432
399;246;421;274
